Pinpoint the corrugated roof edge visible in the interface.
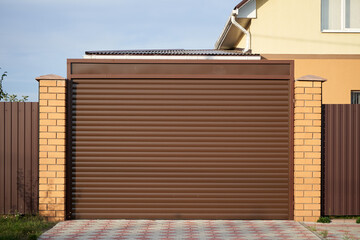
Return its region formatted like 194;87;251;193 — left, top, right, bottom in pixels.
85;49;260;56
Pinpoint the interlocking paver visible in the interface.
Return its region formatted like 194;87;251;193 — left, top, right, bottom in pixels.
40;220;320;240
304;222;360;240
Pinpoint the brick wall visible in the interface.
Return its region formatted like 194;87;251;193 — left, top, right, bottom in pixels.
36;74;66;221
293;75;326;222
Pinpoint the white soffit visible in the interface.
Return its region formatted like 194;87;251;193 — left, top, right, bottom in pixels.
236;0;256;19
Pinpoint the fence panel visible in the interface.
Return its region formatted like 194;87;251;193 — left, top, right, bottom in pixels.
0;102;39;214
323;104;360;216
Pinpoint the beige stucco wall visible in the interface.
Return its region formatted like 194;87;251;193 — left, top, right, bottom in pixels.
263;57;360;104
295;59;360;104
237;0;360;54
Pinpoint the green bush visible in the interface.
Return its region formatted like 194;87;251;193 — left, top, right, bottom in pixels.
356;217;360;224
0;214;57;240
317;216;331;223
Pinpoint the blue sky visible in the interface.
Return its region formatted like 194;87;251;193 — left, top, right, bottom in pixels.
0;0;239;101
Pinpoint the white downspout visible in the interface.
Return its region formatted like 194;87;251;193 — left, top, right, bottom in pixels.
230;10;251;53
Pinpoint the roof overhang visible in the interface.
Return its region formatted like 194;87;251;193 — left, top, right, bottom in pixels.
215;0;256;50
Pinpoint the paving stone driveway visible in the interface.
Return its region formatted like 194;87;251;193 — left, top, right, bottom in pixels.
39;220;320;240
303;222;360;240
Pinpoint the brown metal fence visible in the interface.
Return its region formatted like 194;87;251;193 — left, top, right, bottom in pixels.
0;102;39;215
323;104;360;216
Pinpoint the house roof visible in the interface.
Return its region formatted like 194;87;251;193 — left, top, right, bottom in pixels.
85;49;259;56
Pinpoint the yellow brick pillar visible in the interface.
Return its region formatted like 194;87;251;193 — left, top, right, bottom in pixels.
294;75;326;222
36;74;66;221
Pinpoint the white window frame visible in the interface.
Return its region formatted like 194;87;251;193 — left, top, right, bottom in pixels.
322;0;360;33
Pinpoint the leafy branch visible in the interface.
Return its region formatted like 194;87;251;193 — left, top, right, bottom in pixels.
0;68;29;102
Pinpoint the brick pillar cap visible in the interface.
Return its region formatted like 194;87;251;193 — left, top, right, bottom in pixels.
296;75;327;82
36;74;65;81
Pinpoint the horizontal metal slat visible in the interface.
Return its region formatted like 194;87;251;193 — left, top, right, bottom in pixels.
73;187;289;194
72;136;289;143
72;113;289;119
73;182;288;188
75;94;288;101
70;213;289;220
74;87;289;94
72;79;289;85
72;202;287;209
72;163;288;171
72;122;289;129
72;145;289;152
73;108;289;115
73;152;289;158
73;138;287;145
72;166;288;173
73;124;289;130
72;132;289;138
74;103;289;109
71;208;289;214
72;172;288;178
72;192;289;198
74;98;289;105
72;198;288;205
73;177;289;184
72;163;288;170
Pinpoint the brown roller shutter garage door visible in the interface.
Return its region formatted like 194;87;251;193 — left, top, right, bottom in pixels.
67;60;294;220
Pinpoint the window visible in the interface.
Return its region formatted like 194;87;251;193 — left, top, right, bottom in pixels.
351;91;360;104
322;0;360;32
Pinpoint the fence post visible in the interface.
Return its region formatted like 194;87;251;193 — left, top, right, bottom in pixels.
36;74;66;221
293;75;326;222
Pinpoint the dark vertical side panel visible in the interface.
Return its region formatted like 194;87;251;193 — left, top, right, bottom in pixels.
288;60;294;220
0;103;5;213
67;62;72;220
324;104;331;215
339;105;344;214
11;103;18;212
24;104;32;213
354;105;360;215
345;105;356;212
323;104;360;215
31;103;39;213
18;103;25;213
356;106;360;214
321;104;325;216
4;103;12;213
354;104;358;214
66;79;73;220
0;102;38;215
